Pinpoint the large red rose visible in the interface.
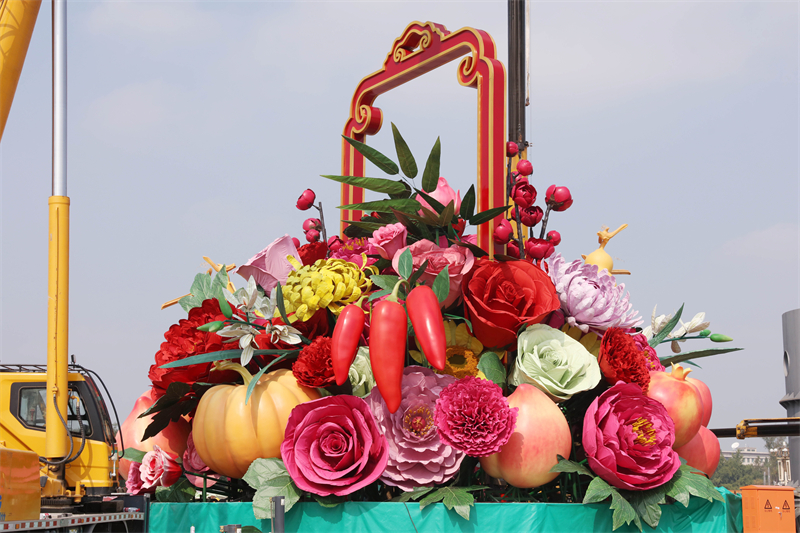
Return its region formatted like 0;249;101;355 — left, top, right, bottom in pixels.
148;299;237;397
462;259;560;349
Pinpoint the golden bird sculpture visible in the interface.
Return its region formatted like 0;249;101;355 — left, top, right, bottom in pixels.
582;224;631;276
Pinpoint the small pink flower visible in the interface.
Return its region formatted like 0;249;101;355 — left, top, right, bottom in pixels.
634;334;665;372
140;445;182;490
296;189;316;210
391;239;474;308
511;182;537;209
328;237;378;268
516;159;533;176
545;185;573;211
416;177;461;214
547;230;561;246
493;219;514;245
237;235;301;294
305;229;320;242
520;205;544;227
125;461;152;495
302;218;321;232
525;238;555;259
183;432;219;488
369;223;408;261
506;142;519;156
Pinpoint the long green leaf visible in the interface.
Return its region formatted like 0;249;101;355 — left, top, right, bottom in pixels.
417;191;446;214
660;347;743;366
438;200;455;228
390;209;422;237
460;185;476;220
342;220;386;233
421;137;441;192
245;353;292;404
321;175;406;195
454;241;489;258
342;135;399;175
391;123;417;178
370;274;401;291
470;205;509;226
160;348;299;368
649;304;684;347
431;266;450;303
275;284;291;325
408;260;429;287
339;199;421;214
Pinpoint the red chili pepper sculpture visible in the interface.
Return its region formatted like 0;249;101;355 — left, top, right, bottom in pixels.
331;304;366;386
406;285;446;371
369;298;407;413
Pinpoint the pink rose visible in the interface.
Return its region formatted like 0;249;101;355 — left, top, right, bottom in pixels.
125;461;152;495
583;381;681;491
140;445;182;490
329;237;378;268
369;223;408;260
281;395;389;497
183;431;219;488
391;240;475;308
633;333;665;371
416;177;461;214
236;235;301;294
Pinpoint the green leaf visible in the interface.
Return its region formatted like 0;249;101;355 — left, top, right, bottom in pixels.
390;487;434;502
469;205;509;226
583;476;615;504
321;175;407;195
419;486;484;520
342;220;387;233
391;123;417;179
460;185;476;220
454;241;489;258
211;267;229;301
122;448;147;463
397;248;413;279
368;289;392;302
660;347;742;366
421;137;441;192
431;266;450;304
649;304;684;348
197;320;225;332
339;199;422;215
139;382;191;417
408;260;429;287
370;274;401;291
180;273;214;312
669;465;724;503
417;191;446;214
390;209;423;237
243;458;302;516
549;455;595;478
438;200;456;228
160;348;298;369
245;353;293;404
241;527;262;533
217;294;233;319
314;494;346;508
342;135;399;175
155;477;196;503
444;313;473;333
275;284;290;325
610;490;641;532
628;489;665;529
477;352;506;387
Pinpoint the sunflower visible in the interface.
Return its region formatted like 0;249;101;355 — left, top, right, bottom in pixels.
411;320;489;379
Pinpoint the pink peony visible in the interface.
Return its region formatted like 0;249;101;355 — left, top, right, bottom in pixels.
366;367;464;491
369;223;408;261
328;237;378;268
125;462;153;495
237;235;301;294
416;177;462;214
434;376;518;457
183;431;219;488
140;445;182;490
633;333;665;371
391;240;474;308
583;381;681;491
280;395;389;497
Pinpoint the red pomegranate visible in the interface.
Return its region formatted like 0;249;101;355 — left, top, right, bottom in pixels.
115;389;191;479
674;426;721;477
646;364;704;448
687;376;713;427
480;384;571;488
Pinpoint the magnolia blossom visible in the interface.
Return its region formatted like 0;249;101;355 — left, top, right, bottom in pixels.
236;235;301;294
641;306;711;354
140;445;182;490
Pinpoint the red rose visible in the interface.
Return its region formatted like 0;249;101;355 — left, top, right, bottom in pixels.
462;259;560;349
292;336;335;388
298;242;328;266
148;299;238;398
597;328;651;393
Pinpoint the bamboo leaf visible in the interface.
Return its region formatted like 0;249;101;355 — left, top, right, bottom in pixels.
339;199;422;214
460;185;476;220
408;260;429;287
391;123;418;178
160;348;299;369
438;200;456;228
454;241;489;258
649;304;684;347
342;135;399;175
660;347;743;366
421;137;441;192
469;205;509;226
321;175;407;194
275;284;291;325
417;191;446;214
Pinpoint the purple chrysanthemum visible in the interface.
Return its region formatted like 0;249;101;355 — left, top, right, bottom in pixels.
366;367;464;491
548;253;642;334
434;377;518;457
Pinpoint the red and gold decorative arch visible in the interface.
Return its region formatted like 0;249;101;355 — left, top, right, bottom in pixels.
340;21;507;254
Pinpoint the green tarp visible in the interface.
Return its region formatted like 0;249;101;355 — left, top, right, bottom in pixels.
150;488;742;533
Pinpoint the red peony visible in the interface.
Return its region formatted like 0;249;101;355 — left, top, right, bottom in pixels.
292;336;335;388
148;299;238;398
597;328;651;393
298;242;328;266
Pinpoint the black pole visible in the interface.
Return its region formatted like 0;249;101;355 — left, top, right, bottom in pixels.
508;0;526;146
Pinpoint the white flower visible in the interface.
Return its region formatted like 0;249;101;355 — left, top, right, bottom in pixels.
641;305;673;340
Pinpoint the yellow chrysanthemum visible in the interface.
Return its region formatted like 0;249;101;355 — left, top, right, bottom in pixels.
281;255;377;322
410;320;488;379
561;323;602;357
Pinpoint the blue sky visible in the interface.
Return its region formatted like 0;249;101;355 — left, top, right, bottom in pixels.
1;1;797;454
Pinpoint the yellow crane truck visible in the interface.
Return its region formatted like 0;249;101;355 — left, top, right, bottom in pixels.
0;1;147;529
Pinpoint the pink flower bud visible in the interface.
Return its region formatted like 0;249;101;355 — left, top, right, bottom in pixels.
506;240;520;258
520;205;544;227
493;219;514;245
296;189;316;211
291;237;301;249
525;238;555;259
545;185;573;211
547;230;562;246
327;235;343;252
506;142;519;157
511;182;537;209
516;159;533;176
514;174;529;185
305;229;320;243
302;218;321;232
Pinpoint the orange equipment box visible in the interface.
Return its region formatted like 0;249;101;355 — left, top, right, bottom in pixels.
0;447;41;521
741;485;796;533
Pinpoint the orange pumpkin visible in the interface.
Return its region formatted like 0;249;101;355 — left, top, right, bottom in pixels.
192;361;320;479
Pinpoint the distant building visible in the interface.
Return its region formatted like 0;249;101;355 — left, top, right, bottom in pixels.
721;446;771;466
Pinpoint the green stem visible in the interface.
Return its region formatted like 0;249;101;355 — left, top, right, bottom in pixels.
389;278;408;302
657;335;707;345
213;360;254;387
